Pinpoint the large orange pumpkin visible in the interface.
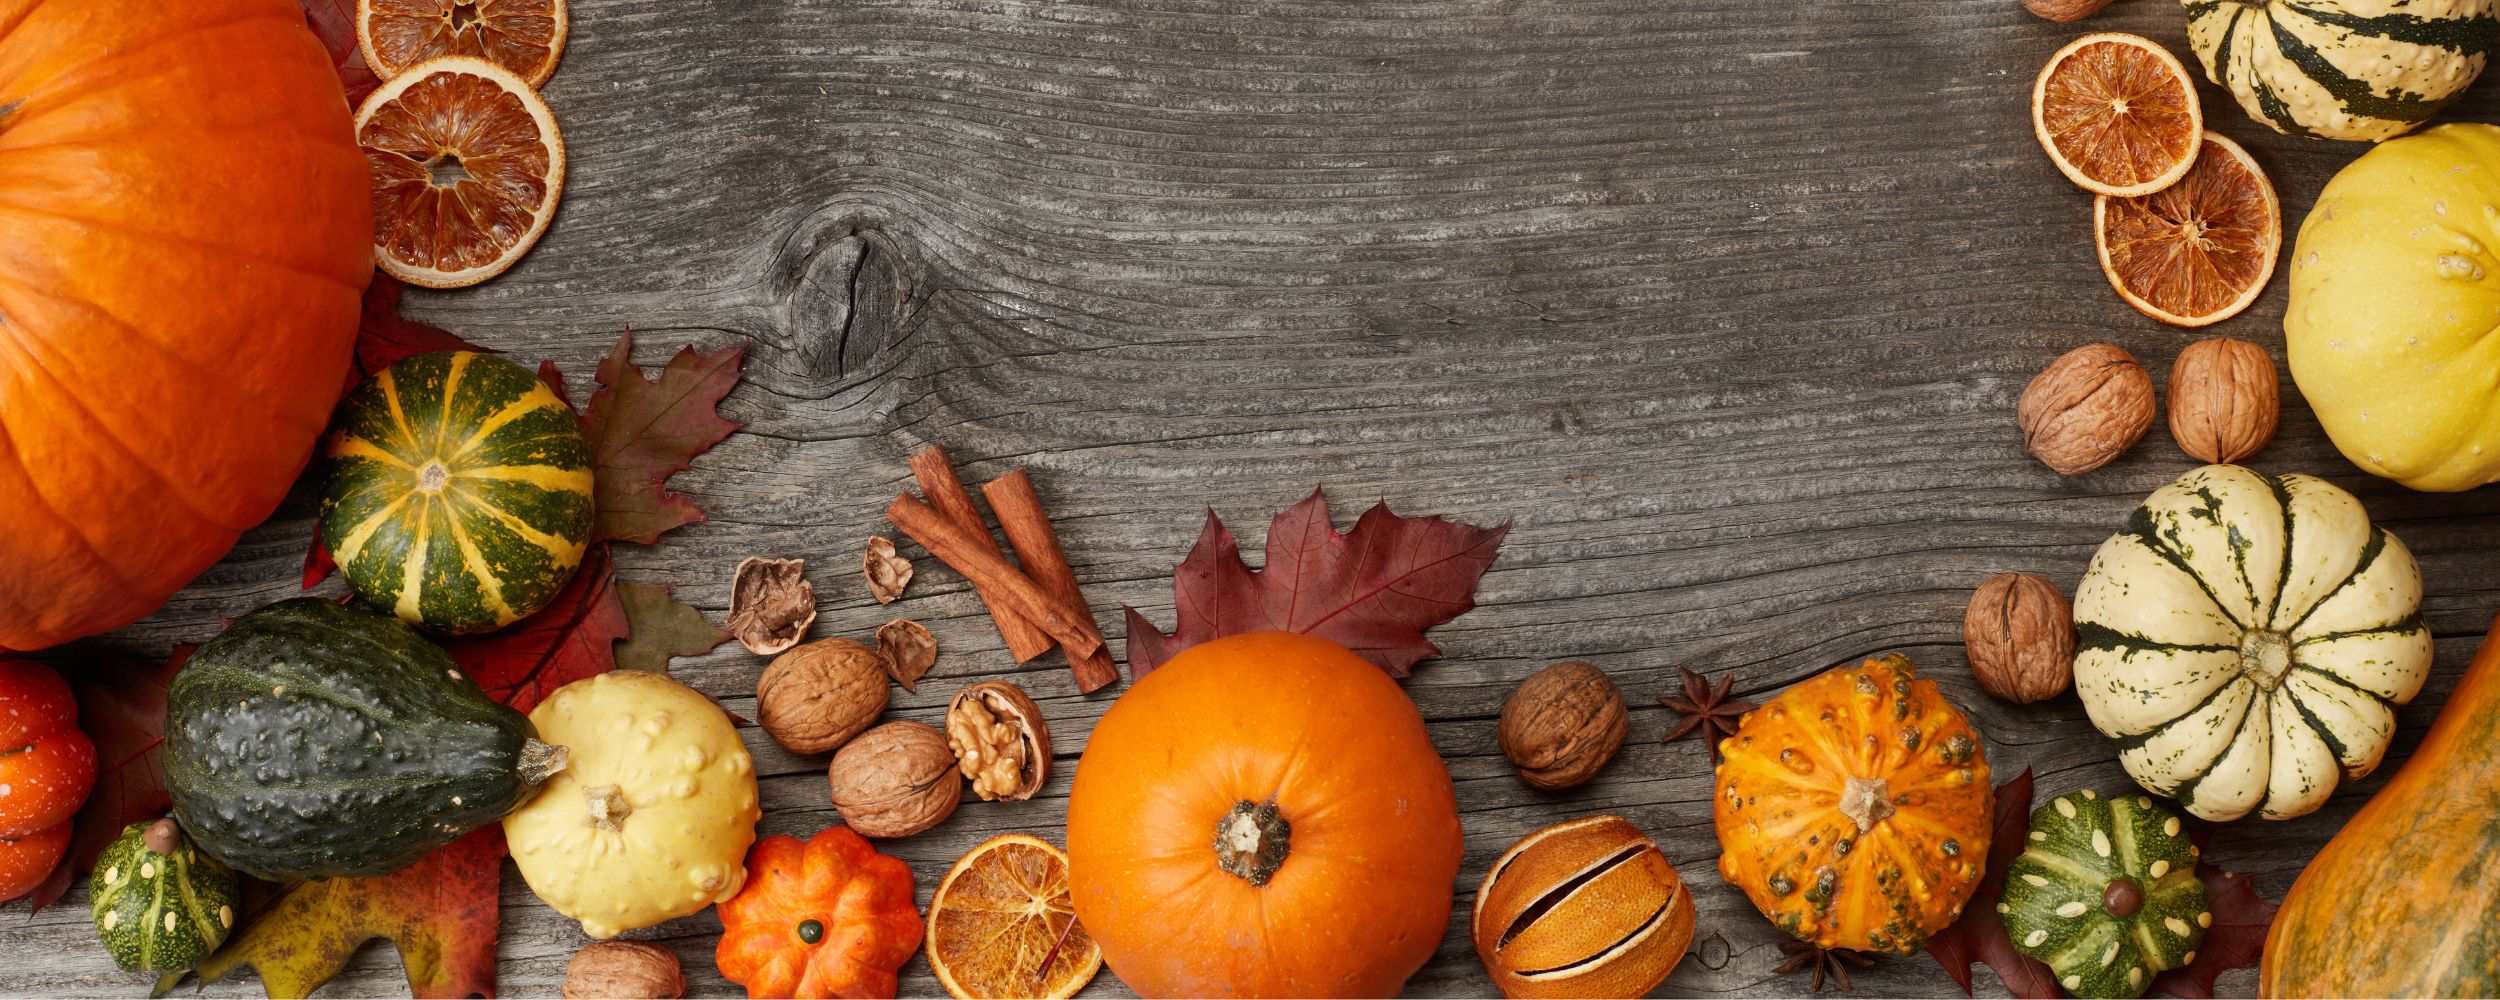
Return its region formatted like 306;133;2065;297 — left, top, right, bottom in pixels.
1066;631;1463;998
0;0;372;651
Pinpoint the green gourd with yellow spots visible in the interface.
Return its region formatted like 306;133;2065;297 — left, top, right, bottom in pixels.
1998;790;2207;999
89;818;237;974
320;351;594;634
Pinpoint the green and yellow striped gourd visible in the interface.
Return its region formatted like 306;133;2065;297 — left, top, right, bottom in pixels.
2183;0;2498;141
89;818;237;974
1999;790;2206;999
321;351;594;634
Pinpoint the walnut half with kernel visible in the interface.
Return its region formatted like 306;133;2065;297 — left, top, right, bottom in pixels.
945;680;1051;802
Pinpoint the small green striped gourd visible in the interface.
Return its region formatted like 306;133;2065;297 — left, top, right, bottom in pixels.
321;351;593;634
2072;465;2429;821
2184;0;2497;142
1999;790;2206;999
89;818;237;974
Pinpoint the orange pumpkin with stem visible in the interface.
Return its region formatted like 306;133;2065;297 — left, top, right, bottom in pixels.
1066;631;1464;998
1714;654;1993;955
0;0;373;652
714;827;922;999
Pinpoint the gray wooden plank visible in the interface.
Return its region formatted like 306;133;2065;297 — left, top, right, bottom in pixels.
10;0;2500;995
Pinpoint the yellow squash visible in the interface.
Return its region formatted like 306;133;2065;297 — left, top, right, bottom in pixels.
504;670;760;938
2286;123;2500;492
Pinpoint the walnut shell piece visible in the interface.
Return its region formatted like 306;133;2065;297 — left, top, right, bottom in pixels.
863;536;913;604
1473;815;1694;998
2018;343;2156;476
756;637;889;754
563;940;685;1000
727;557;816;655
946;680;1051;802
1496;661;1627;790
829;720;962;838
2167;336;2280;464
875;618;937;692
1964;572;2076;703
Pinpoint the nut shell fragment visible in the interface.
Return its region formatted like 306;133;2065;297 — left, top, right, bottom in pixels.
875;618;937;692
946;681;1051;802
1496;661;1627;790
756;638;889;755
863;537;913;604
1472;815;1694;999
727;557;815;655
829;720;962;838
2018;343;2155;476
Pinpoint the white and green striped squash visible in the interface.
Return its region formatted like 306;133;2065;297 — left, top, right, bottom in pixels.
2184;0;2498;142
1998;790;2206;1000
89;818;237;974
2072;465;2429;821
320;351;595;635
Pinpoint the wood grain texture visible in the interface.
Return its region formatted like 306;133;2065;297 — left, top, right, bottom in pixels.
11;0;2500;995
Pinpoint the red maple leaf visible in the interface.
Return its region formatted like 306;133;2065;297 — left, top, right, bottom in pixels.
580;330;745;545
2148;837;2278;999
14;649;186;914
1122;489;1507;677
296;0;381;104
445;544;629;714
1926;768;2060;999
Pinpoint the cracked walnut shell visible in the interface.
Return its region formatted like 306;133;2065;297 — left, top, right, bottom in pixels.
728;557;815;655
1497;660;1627;790
756;637;888;755
2167;336;2279;464
829;721;962;838
862;537;912;604
2018;343;2155;476
1965;572;2075;704
946;681;1051;802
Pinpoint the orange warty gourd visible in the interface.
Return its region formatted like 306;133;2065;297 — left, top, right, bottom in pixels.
0;0;373;651
1715;654;1993;955
2264;611;2500;996
1066;631;1463;998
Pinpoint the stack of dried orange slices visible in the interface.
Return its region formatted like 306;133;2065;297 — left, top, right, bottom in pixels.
350;0;571;288
2032;32;2279;327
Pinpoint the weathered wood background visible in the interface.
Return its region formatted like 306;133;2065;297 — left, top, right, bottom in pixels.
14;0;2500;995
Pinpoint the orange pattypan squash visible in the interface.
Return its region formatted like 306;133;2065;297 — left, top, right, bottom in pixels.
714;826;922;999
1713;654;1992;955
0;0;373;651
1066;631;1464;998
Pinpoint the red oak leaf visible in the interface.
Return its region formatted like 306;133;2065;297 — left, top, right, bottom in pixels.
297;0;381;103
1926;768;2060;999
1122;489;1507;677
2148;838;2277;999
580;331;745;545
170;827;504;999
14;649;185;914
445;544;628;714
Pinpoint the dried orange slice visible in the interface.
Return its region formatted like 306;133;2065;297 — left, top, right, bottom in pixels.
355;55;564;289
928;834;1101;1000
2033;32;2201;196
2096;131;2280;327
359;0;568;88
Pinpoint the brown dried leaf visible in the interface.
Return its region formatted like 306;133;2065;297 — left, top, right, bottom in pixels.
727;557;815;656
862;537;912;604
875;619;937;692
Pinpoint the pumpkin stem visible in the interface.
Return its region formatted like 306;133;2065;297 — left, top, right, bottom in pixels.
1213;799;1291;888
582;784;632;833
143;818;181;855
2237;630;2292;690
415;460;451;494
2103;877;2144;918
1837;775;1895;833
518;738;569;786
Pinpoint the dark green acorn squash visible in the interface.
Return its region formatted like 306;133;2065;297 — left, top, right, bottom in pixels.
164;599;566;880
321;349;595;635
89;818;235;973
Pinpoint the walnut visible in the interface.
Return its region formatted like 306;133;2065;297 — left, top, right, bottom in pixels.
2024;0;2114;21
727;557;815;655
1964;572;2076;703
874;618;937;692
756;638;888;754
862;536;913;604
1497;661;1628;790
563;941;684;1000
2168;336;2280;464
946;681;1050;801
828;720;961;838
2018;343;2156;476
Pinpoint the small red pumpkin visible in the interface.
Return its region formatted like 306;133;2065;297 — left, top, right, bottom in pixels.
714;826;922;999
0;822;71;900
0;659;94;838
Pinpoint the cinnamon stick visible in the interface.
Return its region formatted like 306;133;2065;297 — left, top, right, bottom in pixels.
983;469;1119;693
886;492;1105;659
908;446;1055;662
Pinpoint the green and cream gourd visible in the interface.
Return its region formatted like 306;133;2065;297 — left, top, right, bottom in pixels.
322;350;594;635
1998;790;2207;1000
2183;0;2498;142
89;818;236;974
2073;465;2429;822
164;599;568;880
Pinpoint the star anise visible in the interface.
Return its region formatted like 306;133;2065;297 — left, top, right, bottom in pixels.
1775;939;1877;993
1659;665;1755;763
